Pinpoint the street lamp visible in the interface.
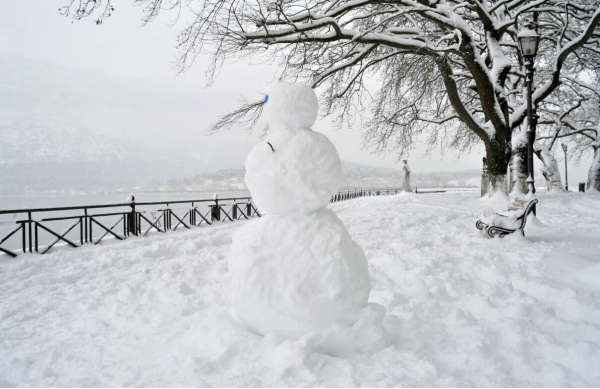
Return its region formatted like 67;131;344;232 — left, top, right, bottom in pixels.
562;143;568;191
518;23;540;213
517;24;541;57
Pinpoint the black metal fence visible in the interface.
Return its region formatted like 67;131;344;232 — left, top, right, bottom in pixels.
331;188;403;202
1;187;447;258
330;187;445;202
0;196;260;258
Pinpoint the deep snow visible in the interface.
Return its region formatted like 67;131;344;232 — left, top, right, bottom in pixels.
1;190;600;386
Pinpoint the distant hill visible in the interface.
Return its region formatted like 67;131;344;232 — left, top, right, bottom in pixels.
0;147;481;195
0;57;248;195
0;56;482;196
0;121;131;165
0;56;203;117
163;162;482;193
0;116;482;194
0;56;254;176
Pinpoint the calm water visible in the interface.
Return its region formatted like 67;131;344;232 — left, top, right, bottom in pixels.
0;190;251;211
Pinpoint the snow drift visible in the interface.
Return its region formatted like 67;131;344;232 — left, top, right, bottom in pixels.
1;191;600;386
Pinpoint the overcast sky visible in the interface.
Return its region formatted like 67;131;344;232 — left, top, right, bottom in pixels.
0;0;591;184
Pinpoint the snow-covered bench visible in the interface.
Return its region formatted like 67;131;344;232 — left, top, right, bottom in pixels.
476;198;538;238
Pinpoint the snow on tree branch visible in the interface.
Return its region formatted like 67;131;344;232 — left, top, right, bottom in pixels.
61;0;600;193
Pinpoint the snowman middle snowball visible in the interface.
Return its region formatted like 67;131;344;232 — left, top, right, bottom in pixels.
228;83;371;339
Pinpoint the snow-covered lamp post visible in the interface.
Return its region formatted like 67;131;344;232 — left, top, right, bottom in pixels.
518;23;540;213
562;143;569;191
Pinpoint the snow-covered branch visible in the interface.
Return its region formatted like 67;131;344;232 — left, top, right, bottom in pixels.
61;0;600;194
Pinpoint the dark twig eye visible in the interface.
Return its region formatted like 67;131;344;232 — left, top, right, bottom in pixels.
267;142;275;152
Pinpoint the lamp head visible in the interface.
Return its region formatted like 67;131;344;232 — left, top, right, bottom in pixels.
518;23;540;58
562;143;568;153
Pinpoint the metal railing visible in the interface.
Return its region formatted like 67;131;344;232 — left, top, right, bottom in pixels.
1;187;449;257
0;196;260;258
331;188;401;202
330;187;446;202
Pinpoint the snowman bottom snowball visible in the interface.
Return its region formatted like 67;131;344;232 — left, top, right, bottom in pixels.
227;208;371;339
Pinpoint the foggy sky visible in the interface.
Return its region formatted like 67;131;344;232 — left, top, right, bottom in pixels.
0;0;591;184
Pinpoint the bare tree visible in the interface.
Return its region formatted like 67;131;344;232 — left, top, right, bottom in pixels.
512;79;591;193
61;0;600;195
509;121;566;194
538;78;600;191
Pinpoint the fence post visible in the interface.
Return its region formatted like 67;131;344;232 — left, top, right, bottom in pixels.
212;195;220;222
22;223;26;254
129;196;137;236
28;211;33;253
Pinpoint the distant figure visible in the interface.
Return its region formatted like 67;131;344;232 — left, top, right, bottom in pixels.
402;160;412;192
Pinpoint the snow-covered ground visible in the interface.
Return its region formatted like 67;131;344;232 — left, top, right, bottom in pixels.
1;190;600;387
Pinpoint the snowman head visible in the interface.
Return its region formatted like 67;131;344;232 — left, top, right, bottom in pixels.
263;83;318;130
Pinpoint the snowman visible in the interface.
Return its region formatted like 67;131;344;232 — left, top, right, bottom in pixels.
227;83;371;339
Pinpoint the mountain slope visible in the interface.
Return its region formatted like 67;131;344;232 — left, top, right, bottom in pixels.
167;162;481;193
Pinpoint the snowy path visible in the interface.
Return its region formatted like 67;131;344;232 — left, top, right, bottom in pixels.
1;191;600;386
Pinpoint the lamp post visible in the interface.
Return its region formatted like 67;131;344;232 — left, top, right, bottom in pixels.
562;143;568;191
518;23;540;214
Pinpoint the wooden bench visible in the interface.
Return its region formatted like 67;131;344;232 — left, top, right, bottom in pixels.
476;198;538;238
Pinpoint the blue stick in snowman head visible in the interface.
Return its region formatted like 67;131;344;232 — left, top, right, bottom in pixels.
263;94;275;152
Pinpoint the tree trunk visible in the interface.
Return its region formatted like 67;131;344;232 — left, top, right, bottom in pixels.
511;145;528;195
588;145;600;192
507;159;514;193
487;173;507;195
481;164;489;197
509;127;528;196
481;141;510;196
534;142;564;192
